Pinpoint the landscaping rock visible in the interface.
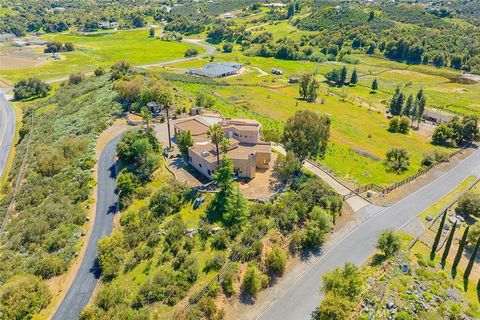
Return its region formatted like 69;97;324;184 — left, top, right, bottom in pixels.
426;215;433;221
386;301;395;309
444;222;451;230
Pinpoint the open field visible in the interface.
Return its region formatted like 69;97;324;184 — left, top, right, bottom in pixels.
0;29;202;84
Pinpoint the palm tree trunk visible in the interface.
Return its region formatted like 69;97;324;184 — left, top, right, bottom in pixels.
216;143;220;166
166;107;172;149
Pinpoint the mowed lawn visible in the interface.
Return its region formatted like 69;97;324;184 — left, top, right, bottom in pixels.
0;29;201;83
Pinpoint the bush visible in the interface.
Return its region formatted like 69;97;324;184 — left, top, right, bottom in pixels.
94;67;105;76
421;150;449;167
467;224;480;245
184;48;199;57
273;151;301;182
242;264;268;298
314;293;353;320
223;43;233;53
321;262;363;299
13;77;50;100
206;253;226;271
69;72;86;85
457;191;480;217
388;116;410;134
211;230;229;250
265;246;287;276
384;148;409;173
376;230;401;257
340;54;360;64
0;275;51;319
149;182;187;216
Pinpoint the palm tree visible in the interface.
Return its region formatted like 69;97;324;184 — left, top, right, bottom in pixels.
208;124;225;165
157;91;173;149
140;106;153;129
220;137;230;155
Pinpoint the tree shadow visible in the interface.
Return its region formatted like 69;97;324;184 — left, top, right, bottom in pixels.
300;246;322;262
371;253;385;266
477;278;480;302
451;267;457;279
239;290;256;305
90;257;102;279
464;276;469;291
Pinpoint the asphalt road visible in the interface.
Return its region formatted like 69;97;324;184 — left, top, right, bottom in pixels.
258;148;480;320
52;134;123;320
0;88;15;179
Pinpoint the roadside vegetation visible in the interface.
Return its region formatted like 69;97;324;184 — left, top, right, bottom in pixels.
0;74;122;318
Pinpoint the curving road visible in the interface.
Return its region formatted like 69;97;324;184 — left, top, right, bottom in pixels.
255;148;480;320
50;40;216;320
52;134;122;320
0;88;15;179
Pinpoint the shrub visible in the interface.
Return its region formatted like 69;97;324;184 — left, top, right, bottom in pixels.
94;67;105;76
457;191;480;217
211;230;229;250
376;230;401;258
184;48;199;57
0;275;51;319
273;151;301;182
340;54;360;64
421;150;449;167
206;253;226;271
242;264;268;298
388;116;410;134
149;182;187;216
384;148;409;173
69;72;86;85
467;224;480;245
13;77;50;100
314;293;352;320
321;262;363;300
223;43;233;53
265;246;287;276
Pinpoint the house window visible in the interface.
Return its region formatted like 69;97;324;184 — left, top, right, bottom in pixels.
189;156;192;162
199;163;202;168
207;169;211;175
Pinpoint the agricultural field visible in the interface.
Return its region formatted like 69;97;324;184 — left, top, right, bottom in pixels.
0;28;201;84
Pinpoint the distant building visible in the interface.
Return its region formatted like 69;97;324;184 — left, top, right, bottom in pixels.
187;62;243;78
0;33;16;42
174;116;272;180
98;21;119;29
422;109;454;124
29;40;49;46
289;77;300;83
262;3;287;8
271;68;283;75
457;74;480;84
11;41;28;47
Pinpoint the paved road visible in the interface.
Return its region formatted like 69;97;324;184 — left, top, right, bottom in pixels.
52;134;122;320
257;148;480;320
0;88;15;179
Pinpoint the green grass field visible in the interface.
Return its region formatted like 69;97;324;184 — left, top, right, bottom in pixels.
0;28;202;83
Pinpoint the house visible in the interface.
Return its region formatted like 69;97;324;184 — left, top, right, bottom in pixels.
289;77;300;83
98;21;119;29
0;33;16;42
187;62;243;78
422;109;454;124
262;3;287;8
11;41;28;47
174;116;272;180
146;101;162;117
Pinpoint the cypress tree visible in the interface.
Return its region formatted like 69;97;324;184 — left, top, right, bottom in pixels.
402;94;413;117
340;66;348;86
464;235;480;280
371;79;378;92
350;69;358;85
416;88;426;127
389;86;404;116
441;220;457;267
453;226;469;270
431;210;447;260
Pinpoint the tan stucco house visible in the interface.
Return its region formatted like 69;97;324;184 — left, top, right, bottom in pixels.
174;115;272;180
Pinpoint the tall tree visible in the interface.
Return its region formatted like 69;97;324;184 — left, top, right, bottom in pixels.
402;94;414;118
282;110;331;162
208;157;234;220
371;78;378;93
431;210;447;260
156;89;173;148
415;88;426;127
464;235;480;281
350;69;358;85
441;221;457;268
389;86;404;116
340;66;348;86
208;124;225;166
307;77;319;102
453;226;469;271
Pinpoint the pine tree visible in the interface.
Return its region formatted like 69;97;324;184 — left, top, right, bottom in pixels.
389;86;404;116
340;66;348;86
415;88;426;127
441;221;457;267
350;69;358;85
453;226;469;270
464;235;480;280
431;210;447;260
371;79;378;93
402;94;414;118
